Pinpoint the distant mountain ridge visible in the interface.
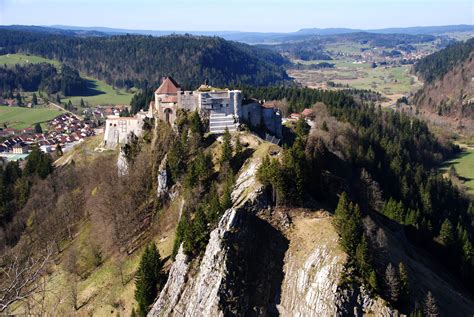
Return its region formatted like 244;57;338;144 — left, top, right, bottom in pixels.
1;24;471;44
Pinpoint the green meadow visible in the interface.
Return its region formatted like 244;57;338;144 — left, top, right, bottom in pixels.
0;54;134;107
0;105;63;130
0;53;61;67
62;76;134;107
441;147;474;196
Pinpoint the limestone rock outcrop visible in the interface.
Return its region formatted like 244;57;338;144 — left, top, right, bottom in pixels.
157;154;168;199
117;148;128;176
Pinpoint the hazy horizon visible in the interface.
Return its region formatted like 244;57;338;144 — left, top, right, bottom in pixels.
0;0;472;33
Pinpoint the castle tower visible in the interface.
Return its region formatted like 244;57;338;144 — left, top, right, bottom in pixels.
154;77;181;125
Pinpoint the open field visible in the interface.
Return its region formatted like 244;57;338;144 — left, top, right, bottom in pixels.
0;54;134;106
440;146;474;196
0;53;61;67
289;59;421;97
62;76;134;106
0;105;63;129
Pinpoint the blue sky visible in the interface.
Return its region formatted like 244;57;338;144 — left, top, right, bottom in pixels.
0;0;472;32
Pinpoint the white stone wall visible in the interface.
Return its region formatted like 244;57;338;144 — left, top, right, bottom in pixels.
103;115;144;148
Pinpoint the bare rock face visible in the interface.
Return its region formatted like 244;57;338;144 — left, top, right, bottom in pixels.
117;148;128;176
335;286;397;317
147;245;189;316
157;154;168;199
148;149;395;317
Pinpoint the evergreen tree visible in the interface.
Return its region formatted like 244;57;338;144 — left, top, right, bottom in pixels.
334;193;363;257
295;117;310;138
135;243;164;316
172;216;190;258
439;218;454;247
34;122;43;134
15;92;23;106
190;110;204;137
188;206;209;255
355;234;371;275
368;269;378;292
32;92;38;106
56;93;61;104
399;262;410;302
80;98;85;108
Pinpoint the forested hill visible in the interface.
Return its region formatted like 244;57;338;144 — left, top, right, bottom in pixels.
413;38;474;83
0;30;290;89
413;38;474;130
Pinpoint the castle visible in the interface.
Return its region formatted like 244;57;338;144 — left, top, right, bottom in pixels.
148;77;242;133
103;77;282;148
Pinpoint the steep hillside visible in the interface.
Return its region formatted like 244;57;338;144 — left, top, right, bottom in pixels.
413;39;474;135
149;152;473;316
0;30;290;89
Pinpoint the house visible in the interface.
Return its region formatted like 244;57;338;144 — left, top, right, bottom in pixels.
12;143;29;154
240;100;282;138
103;113;147;148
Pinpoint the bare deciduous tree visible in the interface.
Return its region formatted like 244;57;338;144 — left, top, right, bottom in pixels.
0;245;53;313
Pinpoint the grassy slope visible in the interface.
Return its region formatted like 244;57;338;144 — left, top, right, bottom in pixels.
0;105;63;129
0;53;61;67
13;136;182;316
0;53;134;106
440;146;474;195
62;75;134;106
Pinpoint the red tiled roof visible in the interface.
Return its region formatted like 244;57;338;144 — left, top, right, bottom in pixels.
155;77;181;95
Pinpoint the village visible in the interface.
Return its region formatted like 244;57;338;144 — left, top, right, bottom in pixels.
0;113;96;162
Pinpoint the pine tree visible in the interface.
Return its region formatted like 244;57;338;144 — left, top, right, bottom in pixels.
334;193;363;257
220;128;232;164
423;291;439;317
80;98;85;108
34;122;43;133
439;218;454;247
355;234;371;275
135;243;163;316
172;216;190;258
32;93;38;106
368;269;378;292
384;263;400;304
189;206;209;254
190;110;204;136
399;262;410;301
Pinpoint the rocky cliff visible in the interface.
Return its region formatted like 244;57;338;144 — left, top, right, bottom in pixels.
148;144;396;317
